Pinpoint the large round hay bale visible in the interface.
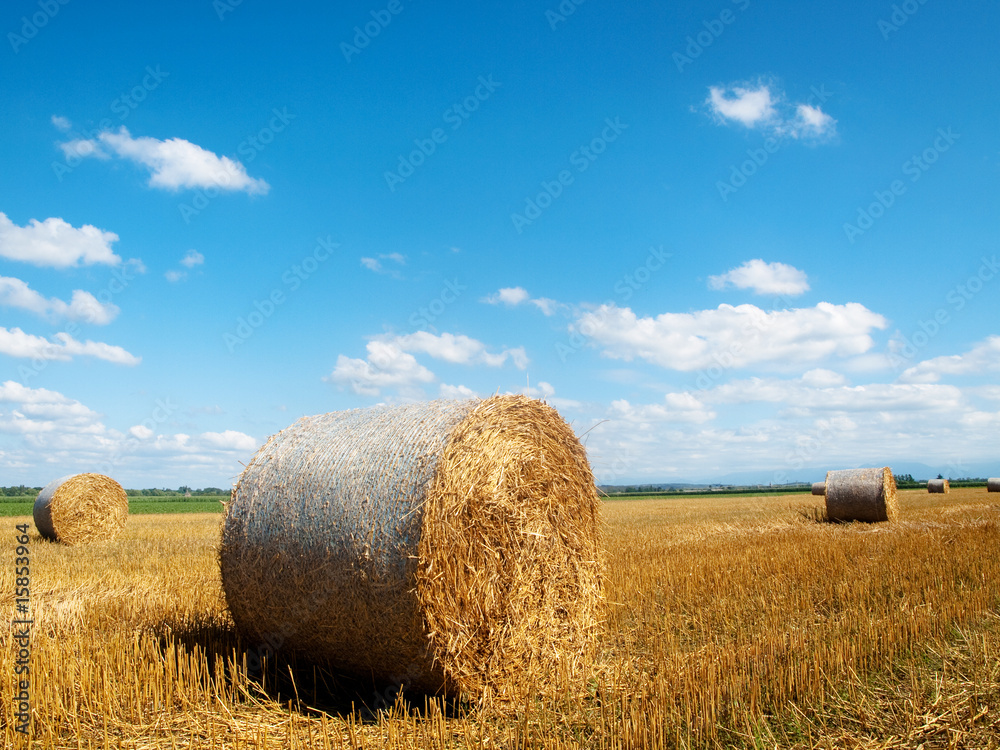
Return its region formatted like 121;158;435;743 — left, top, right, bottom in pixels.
33;473;128;544
811;482;826;496
927;478;950;493
987;478;1000;493
824;467;898;523
220;395;603;697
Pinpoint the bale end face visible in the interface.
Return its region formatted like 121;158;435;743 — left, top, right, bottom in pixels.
33;473;128;544
824;467;898;523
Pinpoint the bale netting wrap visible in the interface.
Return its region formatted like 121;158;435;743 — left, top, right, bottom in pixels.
220;395;603;697
927;478;950;493
33;473;128;544
811;482;826;496
824;467;898;523
987;478;1000;493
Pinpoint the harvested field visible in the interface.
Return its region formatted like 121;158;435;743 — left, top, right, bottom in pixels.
2;488;1000;748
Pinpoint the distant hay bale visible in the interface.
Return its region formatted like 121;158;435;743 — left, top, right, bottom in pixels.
927;478;950;494
824;467;898;523
987;478;1000;493
220;395;603;697
33;473;128;544
811;482;826;496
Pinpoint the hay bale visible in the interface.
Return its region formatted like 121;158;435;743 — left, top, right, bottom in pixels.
987;478;1000;493
927;478;950;493
33;473;128;544
824;467;898;523
220;395;602;697
811;482;826;496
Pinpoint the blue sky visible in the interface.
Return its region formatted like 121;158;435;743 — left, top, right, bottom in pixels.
2;0;998;488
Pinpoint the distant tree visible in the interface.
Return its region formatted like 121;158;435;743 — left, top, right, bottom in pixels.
936;473;944;480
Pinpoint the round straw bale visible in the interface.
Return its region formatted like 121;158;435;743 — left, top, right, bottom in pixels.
987;478;1000;493
927;478;950;493
811;482;826;496
824;467;898;523
33;473;128;544
220;395;603;697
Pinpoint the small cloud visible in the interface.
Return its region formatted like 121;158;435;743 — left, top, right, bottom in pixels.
707;84;777;127
51;115;72;131
360;253;406;275
0;326;140;365
450;246;461;253
792;104;837;138
164;270;185;283
706;81;837;141
0;212;120;268
57;126;269;195
439;383;477;399
0;276;119;324
129;425;154;440
180;249;204;268
483;287;560;316
708;259;810;296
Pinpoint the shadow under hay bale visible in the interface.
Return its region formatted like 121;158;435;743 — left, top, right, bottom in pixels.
220;395;603;699
811;482;826;496
824;467;898;523
33;473;128;544
927;478;950;493
987;478;1000;493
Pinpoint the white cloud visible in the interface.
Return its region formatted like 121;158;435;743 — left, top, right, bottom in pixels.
792;104;837;138
707;84;777;127
180;249;205;268
129;425;154;440
0;327;140;365
328;332;528;396
51;115;72;131
327;340;436;396
610;393;716;424
708;259;810;296
483;286;560;316
899;336;1000;383
0;213;121;268
200;430;257;452
439;383;478;399
60;127;269;195
393;331;528;368
706;82;837;140
576;302;887;372
164;270;185;283
360;253;406;275
0;381;260;486
0;276;119;324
